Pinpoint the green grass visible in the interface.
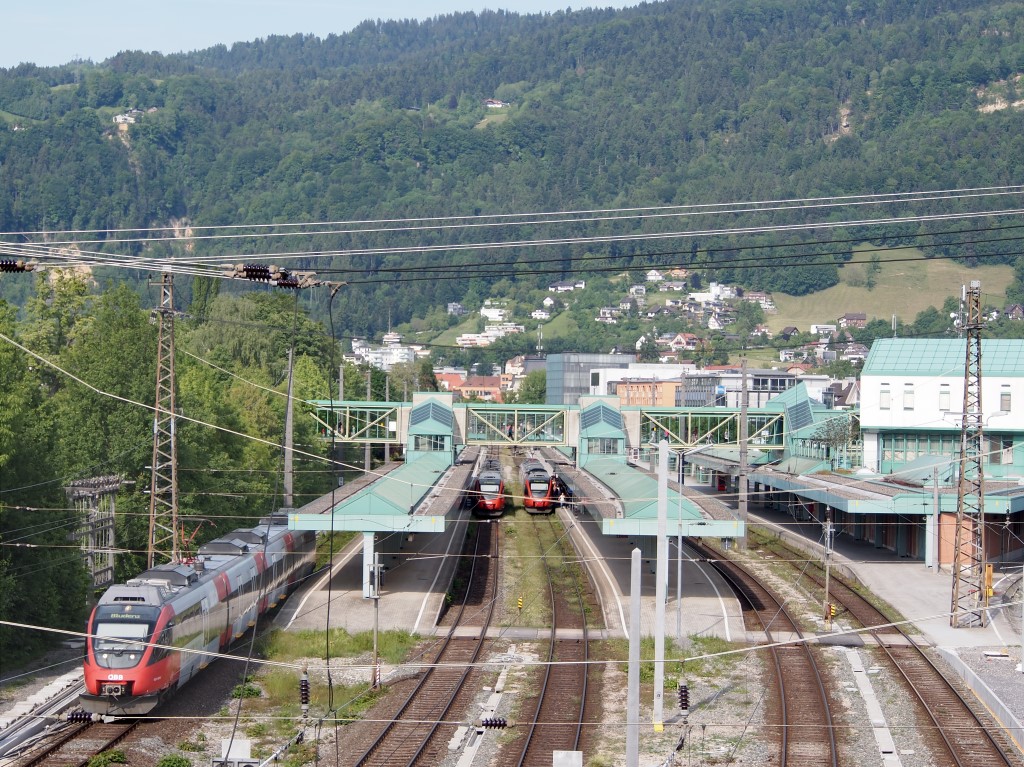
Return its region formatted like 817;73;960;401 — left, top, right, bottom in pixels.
0;109;40;125
768;248;1011;332
316;532;356;568
501;511;553;628
258;627;419;663
539;311;579;338
475;112;510;128
431;315;479;346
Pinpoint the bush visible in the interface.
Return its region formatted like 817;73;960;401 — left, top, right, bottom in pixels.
232;682;262;698
156;756;191;767
87;751;127;767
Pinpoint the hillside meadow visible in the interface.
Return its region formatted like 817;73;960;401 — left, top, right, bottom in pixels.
767;249;1011;333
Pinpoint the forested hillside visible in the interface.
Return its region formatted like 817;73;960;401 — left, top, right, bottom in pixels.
0;279;415;664
3;0;1024;337
4;0;1024;665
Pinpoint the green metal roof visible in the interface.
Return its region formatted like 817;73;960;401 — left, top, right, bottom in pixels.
579;402;626;439
863;339;1024;377
337;452;452;515
581;457;703;520
407;398;454;436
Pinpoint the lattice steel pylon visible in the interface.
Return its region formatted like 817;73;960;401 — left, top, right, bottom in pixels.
950;280;987;627
66;475;123;588
146;273;180;568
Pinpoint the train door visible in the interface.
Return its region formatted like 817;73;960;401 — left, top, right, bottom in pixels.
247;565;258;628
201;598;210;666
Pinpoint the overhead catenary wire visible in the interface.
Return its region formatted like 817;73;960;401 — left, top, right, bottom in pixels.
3;190;1024;280
2;184;1022;243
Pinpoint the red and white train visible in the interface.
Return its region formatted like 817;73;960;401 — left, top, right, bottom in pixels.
472;458;506;517
520;458;558;513
80;514;315;716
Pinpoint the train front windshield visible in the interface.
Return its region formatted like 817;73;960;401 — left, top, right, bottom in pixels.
529;480;550;493
480;482;501;497
91;606;159;669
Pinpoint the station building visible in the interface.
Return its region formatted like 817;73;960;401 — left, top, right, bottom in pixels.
750;338;1024;570
293;338;1024;584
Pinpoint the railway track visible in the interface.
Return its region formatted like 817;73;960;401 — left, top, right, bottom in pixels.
346;518;499;767
689;539;838;767
506;513;592;766
761;531;1023;767
7;720;137;767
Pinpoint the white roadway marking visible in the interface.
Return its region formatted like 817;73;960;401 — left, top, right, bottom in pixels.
560;509;629;640
285;538;362;630
413;512;468;635
680;541;733;642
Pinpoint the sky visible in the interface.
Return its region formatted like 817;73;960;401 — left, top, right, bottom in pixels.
1;1;640;69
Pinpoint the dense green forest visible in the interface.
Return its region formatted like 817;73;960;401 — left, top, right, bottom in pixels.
0;275;409;664
5;0;1024;661
3;0;1024;337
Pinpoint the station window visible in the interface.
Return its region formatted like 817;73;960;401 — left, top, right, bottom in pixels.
587;437;621;455
1001;387;1012;413
413;435;445;451
989;437;1013;465
939;384;950;412
903;385;914;411
880;387;891;410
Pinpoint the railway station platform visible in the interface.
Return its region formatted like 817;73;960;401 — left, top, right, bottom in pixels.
276;492;748;648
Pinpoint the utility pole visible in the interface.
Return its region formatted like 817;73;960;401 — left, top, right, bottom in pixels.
739;358;749;549
654;441;668;732
626;548;641;767
823;507;834;630
147;272;180;568
365;369;372;472
370;552;382;689
283;347;295;508
951;280;988;627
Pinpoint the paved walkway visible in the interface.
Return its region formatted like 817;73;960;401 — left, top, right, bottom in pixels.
751;506;1024;754
750;508;1019;646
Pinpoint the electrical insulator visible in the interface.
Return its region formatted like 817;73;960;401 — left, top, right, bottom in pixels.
299;671;310;716
677;683;689;712
0;259;33;272
481;716;507;729
67;710;93;722
276;271;301;289
242;263;274;281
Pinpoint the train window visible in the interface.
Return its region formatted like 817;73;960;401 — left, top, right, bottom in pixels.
94;622;150;652
149;627;174;663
